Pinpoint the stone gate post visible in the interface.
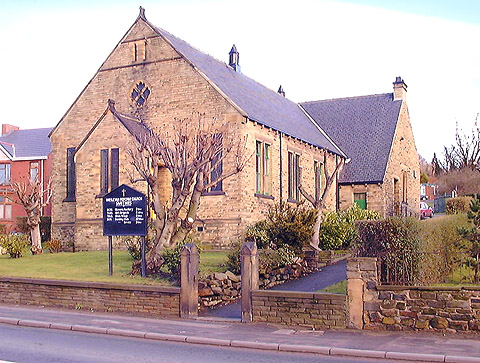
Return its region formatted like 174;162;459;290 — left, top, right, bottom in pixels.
346;257;378;329
180;243;199;318
241;241;259;323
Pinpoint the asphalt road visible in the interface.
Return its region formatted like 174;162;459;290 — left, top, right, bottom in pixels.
0;324;418;363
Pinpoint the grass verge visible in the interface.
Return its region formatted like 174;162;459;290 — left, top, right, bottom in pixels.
319;280;346;295
0;250;229;285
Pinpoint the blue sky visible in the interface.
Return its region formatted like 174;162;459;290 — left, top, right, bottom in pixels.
0;0;479;160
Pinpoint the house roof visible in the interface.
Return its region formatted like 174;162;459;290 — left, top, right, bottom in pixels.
301;93;402;184
0;128;53;160
145;20;345;157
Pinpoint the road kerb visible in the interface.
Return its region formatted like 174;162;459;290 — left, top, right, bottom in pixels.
385;351;445;362
18;319;51;329
107;328;146;339
49;323;72;330
186;336;231;346
230;340;279;350
278;344;330;355
330;347;387;359
0;317;19;325
445;356;480;363
71;325;107;334
144;332;187;342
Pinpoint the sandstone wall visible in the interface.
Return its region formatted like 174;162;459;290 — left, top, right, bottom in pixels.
0;277;180;318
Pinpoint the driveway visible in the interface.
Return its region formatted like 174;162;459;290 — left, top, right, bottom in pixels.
200;259;347;319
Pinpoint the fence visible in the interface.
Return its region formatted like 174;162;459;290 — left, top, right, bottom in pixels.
378;250;478;286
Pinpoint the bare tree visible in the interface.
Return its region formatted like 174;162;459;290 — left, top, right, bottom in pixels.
298;152;344;250
128;114;250;274
9;177;53;254
441;118;480;172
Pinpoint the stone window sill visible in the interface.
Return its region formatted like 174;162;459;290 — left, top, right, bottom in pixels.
254;193;274;200
201;191;225;196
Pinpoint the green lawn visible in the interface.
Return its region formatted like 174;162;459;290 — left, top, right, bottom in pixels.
0;250;229;285
200;251;229;275
319;280;347;295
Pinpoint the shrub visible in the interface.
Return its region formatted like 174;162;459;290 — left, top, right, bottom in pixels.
225;240;242;275
259;245;297;270
45;239;63;253
0;234;30;258
446;197;473;215
354;217;421;285
244;220;270;249
265;202;316;254
122;224;156;261
161;235;202;276
418;213;470;284
319;204;379;250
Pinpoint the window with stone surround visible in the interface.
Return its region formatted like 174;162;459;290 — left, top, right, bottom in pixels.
314;160;324;201
288;151;300;201
132;41;146;62
255;140;271;196
65;147;76;201
99;148;120;196
131;81;151;107
204;135;223;195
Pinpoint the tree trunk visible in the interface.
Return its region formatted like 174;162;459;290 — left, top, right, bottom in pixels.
30;224;42;255
310;207;323;250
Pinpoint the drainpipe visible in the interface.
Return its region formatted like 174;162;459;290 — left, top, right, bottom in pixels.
279;132;283;202
41;159;44;216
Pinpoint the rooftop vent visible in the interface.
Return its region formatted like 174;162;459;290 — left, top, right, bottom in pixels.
229;44;241;73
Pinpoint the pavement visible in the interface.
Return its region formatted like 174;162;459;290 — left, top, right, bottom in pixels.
1;304;480;362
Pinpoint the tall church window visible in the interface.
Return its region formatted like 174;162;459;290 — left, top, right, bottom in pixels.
255;141;271;195
100;148;120;195
65;148;76;201
288;152;300;201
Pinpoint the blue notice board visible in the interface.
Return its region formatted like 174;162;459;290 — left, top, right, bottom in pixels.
103;184;147;236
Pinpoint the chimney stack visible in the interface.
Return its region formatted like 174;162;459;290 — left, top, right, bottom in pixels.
393;76;407;101
229;44;241;73
277;85;285;97
2;124;19;136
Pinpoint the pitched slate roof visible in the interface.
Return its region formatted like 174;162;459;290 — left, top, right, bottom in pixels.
301;93;402;184
0;128;52;159
75;100;151;154
108;100;151;143
145;21;345;157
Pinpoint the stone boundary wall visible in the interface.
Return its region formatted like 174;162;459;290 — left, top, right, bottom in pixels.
0;277;180;318
365;286;480;332
252;290;346;329
347;258;480;332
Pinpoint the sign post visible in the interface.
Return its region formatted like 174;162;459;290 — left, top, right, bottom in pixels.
103;184;147;277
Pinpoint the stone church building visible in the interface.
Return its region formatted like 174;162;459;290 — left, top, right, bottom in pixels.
50;8;419;250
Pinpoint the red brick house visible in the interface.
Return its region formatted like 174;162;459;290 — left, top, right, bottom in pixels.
0;124;53;232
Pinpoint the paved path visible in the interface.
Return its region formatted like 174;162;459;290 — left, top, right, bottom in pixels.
1;304;480;362
201;259;347;319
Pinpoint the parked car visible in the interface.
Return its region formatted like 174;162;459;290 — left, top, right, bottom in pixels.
420;202;434;219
